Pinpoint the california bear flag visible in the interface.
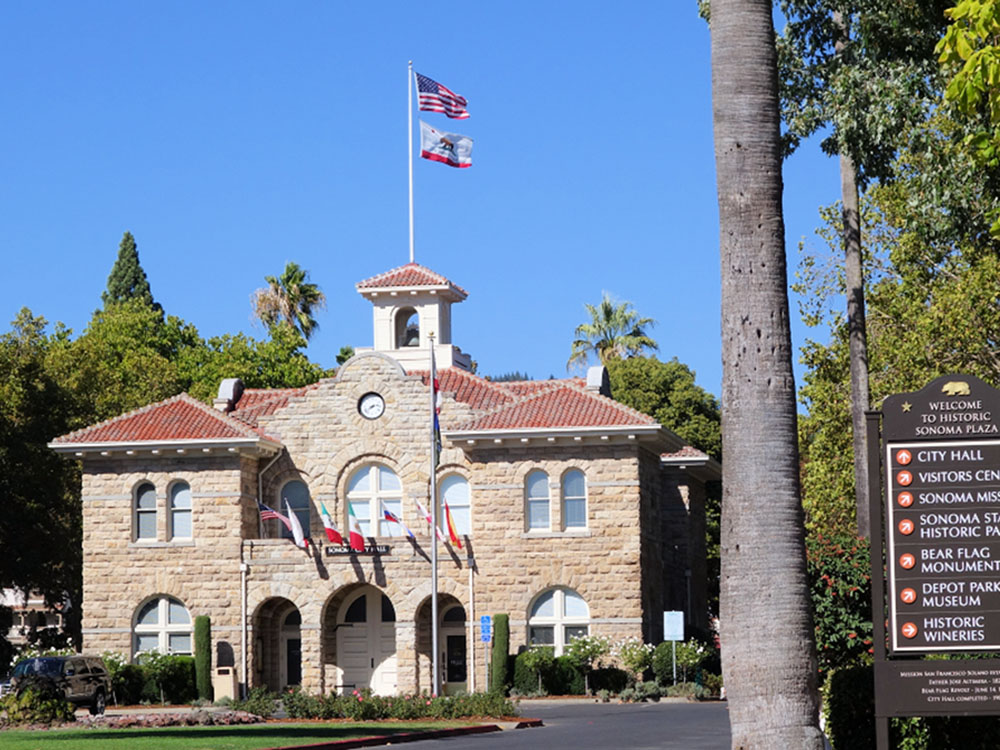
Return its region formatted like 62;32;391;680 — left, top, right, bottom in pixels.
419;120;473;168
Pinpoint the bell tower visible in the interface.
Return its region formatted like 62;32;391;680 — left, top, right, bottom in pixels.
354;262;472;371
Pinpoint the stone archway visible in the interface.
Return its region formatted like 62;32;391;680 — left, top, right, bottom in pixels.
252;597;300;692
415;593;465;694
322;584;398;695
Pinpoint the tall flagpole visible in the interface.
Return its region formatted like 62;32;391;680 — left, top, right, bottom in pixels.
408;61;415;264
429;333;440;695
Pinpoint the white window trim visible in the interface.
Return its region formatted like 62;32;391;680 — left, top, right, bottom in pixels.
525;470;551;532
346;464;404;537
561;469;588;531
134;482;158;543
168;481;193;541
133;596;192;659
527;588;590;656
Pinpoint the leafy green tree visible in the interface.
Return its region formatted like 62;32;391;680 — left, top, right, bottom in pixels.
712;0;823;745
567;293;657;369
251;262;327;341
605;356;720;460
563;634;610;695
101;231;160;312
519;646;555;693
0;310;81;649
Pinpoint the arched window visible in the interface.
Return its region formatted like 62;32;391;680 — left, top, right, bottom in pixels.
525;471;550;531
347;465;403;536
527;588;590;655
169;482;192;540
134;483;157;541
279;480;311;541
440;475;471;536
395;308;420;348
133;596;192;658
561;470;587;529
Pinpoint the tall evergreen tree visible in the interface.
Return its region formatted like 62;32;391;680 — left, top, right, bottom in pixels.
101;231;160;312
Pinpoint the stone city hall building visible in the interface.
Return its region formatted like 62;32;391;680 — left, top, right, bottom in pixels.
50;263;718;696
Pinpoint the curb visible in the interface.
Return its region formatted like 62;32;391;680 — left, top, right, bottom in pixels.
264;720;543;750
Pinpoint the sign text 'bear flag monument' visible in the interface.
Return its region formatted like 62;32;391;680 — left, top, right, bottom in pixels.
870;374;1000;748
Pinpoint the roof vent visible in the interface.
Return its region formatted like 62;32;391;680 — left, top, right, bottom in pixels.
586;366;611;397
214;378;245;413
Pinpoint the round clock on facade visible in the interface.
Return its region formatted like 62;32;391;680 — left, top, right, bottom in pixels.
358;392;385;420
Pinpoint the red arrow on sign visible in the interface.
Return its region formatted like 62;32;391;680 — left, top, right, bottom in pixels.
899;553;916;569
897;470;913;486
900;588;917;604
901;622;918;639
898;519;915;535
897;491;914;508
896;449;913;465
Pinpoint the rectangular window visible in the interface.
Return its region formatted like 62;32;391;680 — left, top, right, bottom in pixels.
169;484;192;540
529;626;554;646
136;634;158;653
564;625;588;643
564;498;586;528
136;484;157;540
168;633;191;654
380;498;402;536
351;500;371;537
528;499;550;530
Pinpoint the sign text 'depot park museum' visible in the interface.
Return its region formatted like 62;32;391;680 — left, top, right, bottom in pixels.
875;375;1000;727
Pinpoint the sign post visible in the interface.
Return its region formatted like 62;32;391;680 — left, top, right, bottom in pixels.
871;375;1000;749
480;615;491;688
663;611;684;685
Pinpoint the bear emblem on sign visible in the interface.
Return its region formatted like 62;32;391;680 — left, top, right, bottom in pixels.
941;381;971;396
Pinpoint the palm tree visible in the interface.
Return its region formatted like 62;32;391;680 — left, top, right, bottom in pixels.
567;293;657;369
252;262;327;341
711;1;824;747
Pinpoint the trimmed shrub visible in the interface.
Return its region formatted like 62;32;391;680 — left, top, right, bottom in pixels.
231;686;277;718
115;664;145;705
194;616;212;701
547;655;585;695
651;641;675;686
1;679;75;725
283;687;322;718
590;667;629;693
490;614;510;695
826;665;874;750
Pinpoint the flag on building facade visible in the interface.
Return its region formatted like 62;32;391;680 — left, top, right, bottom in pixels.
383;509;416;539
258;501;292;532
347;503;366;552
416;72;470;119
320;502;344;545
444;501;463;549
420;121;473;168
414;498;447;542
286;501;308;549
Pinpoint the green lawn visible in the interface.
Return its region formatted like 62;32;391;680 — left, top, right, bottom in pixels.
0;720;481;750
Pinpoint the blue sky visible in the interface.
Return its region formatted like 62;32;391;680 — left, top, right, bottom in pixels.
1;2;841;399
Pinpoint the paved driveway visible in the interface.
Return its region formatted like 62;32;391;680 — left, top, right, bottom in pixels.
410;699;731;750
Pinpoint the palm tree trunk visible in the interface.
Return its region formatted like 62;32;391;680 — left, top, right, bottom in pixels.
710;1;824;746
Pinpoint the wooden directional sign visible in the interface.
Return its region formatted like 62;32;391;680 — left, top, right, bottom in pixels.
883;375;1000;653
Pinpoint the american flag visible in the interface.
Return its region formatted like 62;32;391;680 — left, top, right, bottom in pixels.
416;72;470;119
258;501;280;521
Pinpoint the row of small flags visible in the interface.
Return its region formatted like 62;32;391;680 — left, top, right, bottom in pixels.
257;498;463;552
416;71;473;169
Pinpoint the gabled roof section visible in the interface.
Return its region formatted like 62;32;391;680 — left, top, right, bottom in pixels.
356;263;468;300
50;393;280;448
229;384;320;428
451;381;660;432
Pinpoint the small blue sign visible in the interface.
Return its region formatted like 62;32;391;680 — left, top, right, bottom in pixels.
480;614;492;643
663;611;684;641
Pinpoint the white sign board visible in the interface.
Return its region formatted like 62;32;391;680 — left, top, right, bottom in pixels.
663;611;684;641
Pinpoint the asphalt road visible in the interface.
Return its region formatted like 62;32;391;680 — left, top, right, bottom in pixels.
410;699;732;750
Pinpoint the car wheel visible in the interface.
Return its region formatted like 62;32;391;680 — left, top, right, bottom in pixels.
89;689;106;715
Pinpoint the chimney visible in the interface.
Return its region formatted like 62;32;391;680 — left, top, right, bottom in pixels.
214;378;245;413
586;366;611;397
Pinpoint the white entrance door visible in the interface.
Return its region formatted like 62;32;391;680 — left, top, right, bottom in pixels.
336;588;397;695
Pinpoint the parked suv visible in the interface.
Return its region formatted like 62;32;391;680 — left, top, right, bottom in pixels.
11;655;110;714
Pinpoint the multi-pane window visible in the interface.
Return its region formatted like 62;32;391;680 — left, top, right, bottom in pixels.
135;483;157;541
561;470;587;529
527;588;590;655
169;482;192;540
526;471;550;530
440;475;471;536
279;480;311;540
133;596;192;658
347;465;403;536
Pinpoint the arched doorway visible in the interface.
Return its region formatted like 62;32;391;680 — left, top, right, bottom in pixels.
335;586;397;695
416;594;467;694
441;603;467;695
253;597;301;692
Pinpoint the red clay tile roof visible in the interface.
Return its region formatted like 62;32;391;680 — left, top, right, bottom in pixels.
356;263;468;297
448;380;660;431
229;385;320;428
51;393;275;445
662;446;710;460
